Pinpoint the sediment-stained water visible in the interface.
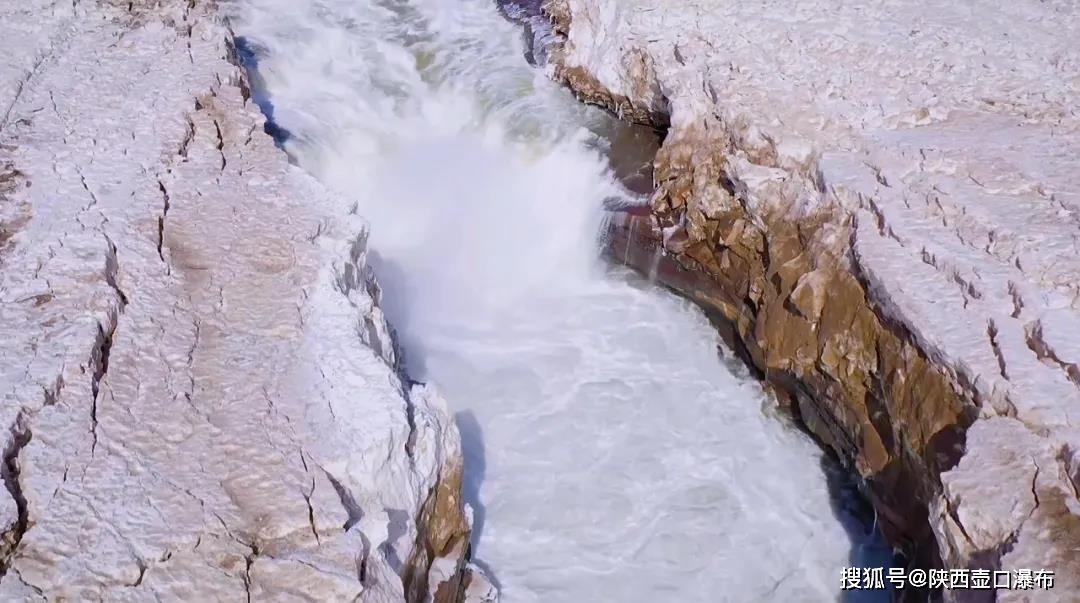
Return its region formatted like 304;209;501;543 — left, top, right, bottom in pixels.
228;0;885;600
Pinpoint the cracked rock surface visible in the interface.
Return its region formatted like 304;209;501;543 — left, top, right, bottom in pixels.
0;1;482;600
543;0;1080;594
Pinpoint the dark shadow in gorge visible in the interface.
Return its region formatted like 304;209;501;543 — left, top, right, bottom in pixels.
231;36;291;146
366;250;501;592
454;410;500;590
611;221;898;602
455;411;487;545
821;455;898;602
364;249;429;380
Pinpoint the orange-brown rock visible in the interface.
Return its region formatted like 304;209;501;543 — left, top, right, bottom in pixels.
404;457;473;603
607;121;976;569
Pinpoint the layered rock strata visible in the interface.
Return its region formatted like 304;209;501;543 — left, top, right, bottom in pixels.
0;1;490;600
543;0;1080;597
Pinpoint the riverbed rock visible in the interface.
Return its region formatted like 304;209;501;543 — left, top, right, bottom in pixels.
543;0;1080;595
0;0;486;600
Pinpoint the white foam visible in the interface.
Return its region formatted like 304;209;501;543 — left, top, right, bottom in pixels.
228;0;871;600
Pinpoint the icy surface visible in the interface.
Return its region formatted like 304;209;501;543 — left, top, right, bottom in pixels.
229;0;881;600
0;1;465;599
552;0;1080;589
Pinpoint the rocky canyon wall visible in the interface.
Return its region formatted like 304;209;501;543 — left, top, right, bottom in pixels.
0;1;492;601
542;0;1080;598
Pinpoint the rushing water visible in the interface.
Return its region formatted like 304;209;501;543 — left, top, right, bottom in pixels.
228;0;888;600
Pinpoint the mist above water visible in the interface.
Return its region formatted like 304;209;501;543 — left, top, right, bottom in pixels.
228;0;885;600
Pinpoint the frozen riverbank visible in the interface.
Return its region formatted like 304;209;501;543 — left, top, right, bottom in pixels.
0;1;483;600
542;0;1080;596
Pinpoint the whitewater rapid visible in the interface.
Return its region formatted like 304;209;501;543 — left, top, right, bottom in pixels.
227;0;884;600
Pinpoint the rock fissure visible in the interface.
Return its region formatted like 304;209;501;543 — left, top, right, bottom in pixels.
1030;458;1042;512
241;541;258;603
177;116;195;158
321;468;362;532
1024;320;1080;389
211;117;226;171
0;55;47;134
156;179;170;264
128;557;148;588
986;319;1010;381
303;477;320;545
89;238;128;458
103;235;130;307
9;567;43;598
0;414;31;577
76;168;100;211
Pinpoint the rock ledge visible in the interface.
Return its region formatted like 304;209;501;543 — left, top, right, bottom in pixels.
543;0;1080;596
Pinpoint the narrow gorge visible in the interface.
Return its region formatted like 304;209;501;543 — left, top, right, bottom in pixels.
229;0;889;600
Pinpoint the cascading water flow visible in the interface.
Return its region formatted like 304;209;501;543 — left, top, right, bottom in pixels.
228;0;888;600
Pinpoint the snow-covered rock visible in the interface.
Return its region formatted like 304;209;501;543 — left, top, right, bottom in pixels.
0;1;485;600
543;0;1080;594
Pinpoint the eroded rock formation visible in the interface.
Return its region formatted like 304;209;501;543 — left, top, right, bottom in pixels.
542;0;1080;597
0;1;490;600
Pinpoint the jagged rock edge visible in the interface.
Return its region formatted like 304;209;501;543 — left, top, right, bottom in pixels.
538;0;980;574
219;20;490;603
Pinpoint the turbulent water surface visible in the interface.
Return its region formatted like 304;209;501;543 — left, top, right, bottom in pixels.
228;0;886;600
